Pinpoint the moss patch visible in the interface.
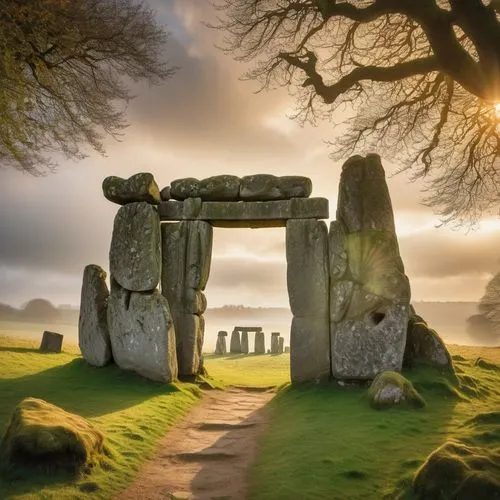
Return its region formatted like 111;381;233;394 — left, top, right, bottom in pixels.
368;371;426;409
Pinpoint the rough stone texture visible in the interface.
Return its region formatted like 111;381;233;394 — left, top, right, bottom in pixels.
0;398;105;473
199;175;241;201
278;176;312;198
241;331;249;354
278;337;284;354
404;314;453;370
287;219;330;383
230;330;241;353
40;331;63;353
78;264;112;367
159;198;329;228
160;186;171;201
271;333;280;354
170;178;200;200
107;279;177;383
110;202;161;292
214;333;227;355
240;175;312;201
368;371;425;409
102;172;161;206
254;331;265;354
330;155;411;380
161;221;212;377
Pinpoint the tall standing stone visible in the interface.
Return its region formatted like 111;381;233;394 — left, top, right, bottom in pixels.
241;331;249;354
254;331;265;354
330;155;410;379
78;264;112;367
286;219;330;383
278;337;284;354
161;220;212;377
215;331;227;355
230;330;241;353
271;332;280;354
107;279;177;383
109;202;161;292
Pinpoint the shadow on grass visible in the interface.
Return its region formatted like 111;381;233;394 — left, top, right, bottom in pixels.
207;353;283;361
0;346;41;354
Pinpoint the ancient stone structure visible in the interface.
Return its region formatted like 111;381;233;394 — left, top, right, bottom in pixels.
284;346;290;353
78;161;451;385
329;155;411;379
215;331;228;355
40;331;63;353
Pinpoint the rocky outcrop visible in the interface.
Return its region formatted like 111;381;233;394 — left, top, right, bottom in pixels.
368;371;425;409
286;219;330;383
330;155;410;379
109;202;161;292
0;398;105;473
78;264;112;367
102;172;161;205
107;279;177;383
161;221;212;377
404;307;453;370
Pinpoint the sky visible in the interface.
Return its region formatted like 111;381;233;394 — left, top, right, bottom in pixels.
1;0;500;309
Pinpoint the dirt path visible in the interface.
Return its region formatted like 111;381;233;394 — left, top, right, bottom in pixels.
116;387;275;500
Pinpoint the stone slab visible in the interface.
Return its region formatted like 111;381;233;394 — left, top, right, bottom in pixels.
158;198;329;227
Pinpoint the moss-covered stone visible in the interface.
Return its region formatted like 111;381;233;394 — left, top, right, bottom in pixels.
0;398;105;474
368;371;426;409
102;172;160;205
413;440;500;499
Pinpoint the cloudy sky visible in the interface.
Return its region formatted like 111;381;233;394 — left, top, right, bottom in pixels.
1;0;500;309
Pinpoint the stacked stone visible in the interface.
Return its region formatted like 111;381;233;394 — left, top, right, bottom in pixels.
79;173;178;383
286;219;330;383
215;331;227;355
166;174;312;202
329;155;410;379
270;332;280;354
161;220;212;378
254;331;265;354
230;330;241;353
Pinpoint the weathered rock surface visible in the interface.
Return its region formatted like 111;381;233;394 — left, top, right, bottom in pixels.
0;398;104;473
230;330;241;353
287;219;330;383
107;280;177;383
160;186;171;201
254;331;265;354
278;176;312;198
278;337;284;354
240;175;312;201
78;264;112;367
271;332;280;354
39;331;63;353
170;178;200;200
330;155;411;379
199;175;240;201
368;371;425;409
215;331;227;355
241;331;249;354
102;172;161;205
110;202;161;292
404;309;453;370
161;221;212;377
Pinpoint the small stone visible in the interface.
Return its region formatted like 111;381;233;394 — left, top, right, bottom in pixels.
102;172;160;205
160;186;171;201
39;331;63;353
368;371;425;409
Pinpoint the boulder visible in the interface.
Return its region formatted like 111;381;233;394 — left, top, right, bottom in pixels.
109;202;161;292
107;279;177;383
160;186;171;201
102;172;161;205
0;398;104;473
199;175;240;201
368;371;425;409
413;441;500;499
330;155;411;379
78;264;112;367
277;176;312;198
39;331;63;353
170;178;200;200
230;330;241;353
240;174;281;201
254;331;265;354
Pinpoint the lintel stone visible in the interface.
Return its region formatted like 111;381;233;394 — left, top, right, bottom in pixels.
158;198;328;227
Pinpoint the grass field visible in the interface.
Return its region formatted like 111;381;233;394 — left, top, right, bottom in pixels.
0;333;499;499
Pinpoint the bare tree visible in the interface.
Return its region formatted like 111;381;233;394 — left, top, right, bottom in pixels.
213;0;500;224
0;0;174;175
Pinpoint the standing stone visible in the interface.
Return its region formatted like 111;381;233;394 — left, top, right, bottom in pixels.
278;337;284;354
254;331;265;354
286;219;330;383
109;202;161;292
284;346;290;353
215;331;227;355
40;331;63;353
330;155;411;379
107;279;177;383
78;264;112;367
161;221;212;377
271;332;280;354
230;330;241;353
102;172;161;205
241;331;249;354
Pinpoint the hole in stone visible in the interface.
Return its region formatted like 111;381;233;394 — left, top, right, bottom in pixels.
370;311;385;325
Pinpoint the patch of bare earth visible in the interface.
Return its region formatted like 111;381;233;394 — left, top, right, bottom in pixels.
116;387;275;500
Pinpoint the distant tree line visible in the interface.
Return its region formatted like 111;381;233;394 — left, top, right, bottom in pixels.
0;298;78;324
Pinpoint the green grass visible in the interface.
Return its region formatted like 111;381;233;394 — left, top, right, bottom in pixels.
0;336;201;499
204;352;290;387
